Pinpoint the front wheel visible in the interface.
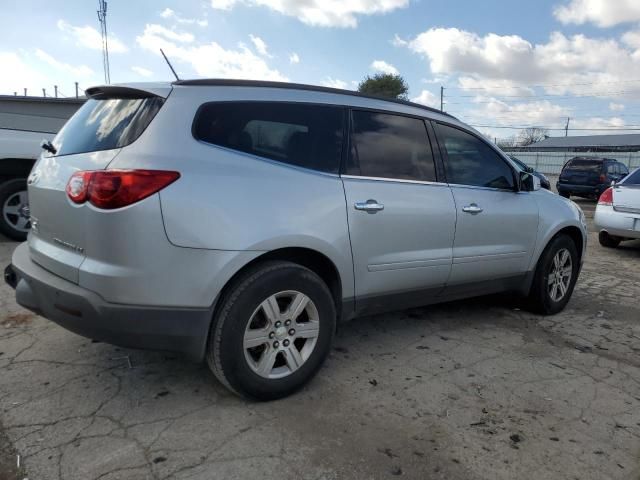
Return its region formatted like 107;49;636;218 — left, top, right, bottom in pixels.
206;261;336;400
528;235;579;315
0;179;30;241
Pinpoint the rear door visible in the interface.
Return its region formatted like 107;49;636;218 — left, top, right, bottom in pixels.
433;122;539;290
28;88;166;283
342;110;456;314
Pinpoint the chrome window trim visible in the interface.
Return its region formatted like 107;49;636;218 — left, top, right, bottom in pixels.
340;174;448;187
447;183;520;193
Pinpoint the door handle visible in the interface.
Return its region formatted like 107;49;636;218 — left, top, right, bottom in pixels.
355;199;384;214
462;203;483;215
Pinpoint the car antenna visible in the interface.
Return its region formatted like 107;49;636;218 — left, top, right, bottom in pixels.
160;48;180;81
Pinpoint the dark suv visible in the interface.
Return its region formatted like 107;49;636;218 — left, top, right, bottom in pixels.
557;157;629;199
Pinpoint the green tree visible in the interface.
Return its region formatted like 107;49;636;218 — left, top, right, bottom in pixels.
358;73;409;100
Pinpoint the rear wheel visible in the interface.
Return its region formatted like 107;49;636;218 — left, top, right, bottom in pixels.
599;231;621;248
206;261;336;400
0;179;30;241
528;234;579;315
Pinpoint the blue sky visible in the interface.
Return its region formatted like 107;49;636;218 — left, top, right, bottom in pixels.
2;0;640;141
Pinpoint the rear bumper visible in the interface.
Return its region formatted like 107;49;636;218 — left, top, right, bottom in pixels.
6;243;212;361
594;206;640;240
556;182;606;196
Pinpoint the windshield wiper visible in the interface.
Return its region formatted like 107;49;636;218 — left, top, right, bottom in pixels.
40;139;57;155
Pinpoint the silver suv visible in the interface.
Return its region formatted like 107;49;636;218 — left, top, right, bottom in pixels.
5;80;587;400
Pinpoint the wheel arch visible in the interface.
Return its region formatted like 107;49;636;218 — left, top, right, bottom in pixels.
0;158;36;183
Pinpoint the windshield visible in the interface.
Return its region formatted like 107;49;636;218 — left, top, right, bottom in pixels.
51;96;164;156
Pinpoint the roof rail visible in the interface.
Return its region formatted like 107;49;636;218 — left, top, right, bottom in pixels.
172;79;456;119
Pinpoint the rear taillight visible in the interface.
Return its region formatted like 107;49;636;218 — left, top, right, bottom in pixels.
66;170;180;209
599;173;607;182
598;187;613;206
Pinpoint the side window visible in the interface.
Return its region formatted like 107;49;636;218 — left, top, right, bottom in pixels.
435;123;515;189
193;102;344;173
347;110;436;182
620;163;629;175
606;163;617;174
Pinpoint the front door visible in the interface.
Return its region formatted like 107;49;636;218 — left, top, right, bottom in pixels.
433;122;539;290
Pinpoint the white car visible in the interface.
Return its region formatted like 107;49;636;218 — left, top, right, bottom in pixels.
595;167;640;248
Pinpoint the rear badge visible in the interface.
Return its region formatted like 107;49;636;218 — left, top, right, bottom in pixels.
53;238;85;254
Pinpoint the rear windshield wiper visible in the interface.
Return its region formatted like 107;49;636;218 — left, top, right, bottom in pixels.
40;139;57;155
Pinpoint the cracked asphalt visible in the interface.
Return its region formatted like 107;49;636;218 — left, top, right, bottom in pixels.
0;197;639;480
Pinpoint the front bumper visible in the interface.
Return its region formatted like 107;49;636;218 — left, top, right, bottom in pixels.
6;243;212;361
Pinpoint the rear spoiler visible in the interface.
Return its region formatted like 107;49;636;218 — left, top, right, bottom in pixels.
85;84;173;100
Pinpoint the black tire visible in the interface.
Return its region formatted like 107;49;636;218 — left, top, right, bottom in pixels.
599;231;621;248
206;261;336;401
559;191;570;199
0;179;29;241
528;234;579;315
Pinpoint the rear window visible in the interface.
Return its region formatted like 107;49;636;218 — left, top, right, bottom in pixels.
51;97;164;156
623;169;640;185
564;158;602;171
193;102;345;173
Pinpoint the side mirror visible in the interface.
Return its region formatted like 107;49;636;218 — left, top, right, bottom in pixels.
519;171;541;192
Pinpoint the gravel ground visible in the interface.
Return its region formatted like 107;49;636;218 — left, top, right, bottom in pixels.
0;195;638;480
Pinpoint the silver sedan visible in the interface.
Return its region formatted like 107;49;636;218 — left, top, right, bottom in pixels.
595;167;640;248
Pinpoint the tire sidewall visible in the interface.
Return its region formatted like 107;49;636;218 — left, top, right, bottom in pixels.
0;179;28;241
214;264;336;400
536;235;579;314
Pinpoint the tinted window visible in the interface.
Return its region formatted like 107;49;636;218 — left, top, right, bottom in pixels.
606;163;617;174
52;97;164;156
194;102;344;173
347;111;436;181
565;158;602;171
623;168;640;185
620;163;629;175
436;124;515;189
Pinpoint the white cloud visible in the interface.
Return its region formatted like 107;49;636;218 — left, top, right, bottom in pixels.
391;34;408;47
35;49;94;77
249;34;271;57
321;77;349;89
289;52;300;64
371;60;399;75
609;102;625;111
57;19;128;53
553;0;640;27
136;24;287;81
131;66;153;77
160;8;208;26
404;27;640;99
411;90;439;108
144;24;194;43
209;0;409;27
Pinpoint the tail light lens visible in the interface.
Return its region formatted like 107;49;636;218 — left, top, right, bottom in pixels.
599;173;607;182
598;187;613;206
66;170;180;209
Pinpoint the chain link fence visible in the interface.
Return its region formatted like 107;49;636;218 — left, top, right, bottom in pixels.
503;151;640;175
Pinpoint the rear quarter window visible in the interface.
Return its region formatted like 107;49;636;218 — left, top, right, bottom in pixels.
193;101;345;173
51;97;164;156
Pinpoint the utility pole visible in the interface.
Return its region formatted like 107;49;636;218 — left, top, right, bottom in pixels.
23;88;27;96
75;82;79;98
564;117;570;137
42;88;46;97
54;85;58;98
97;0;110;84
440;86;444;112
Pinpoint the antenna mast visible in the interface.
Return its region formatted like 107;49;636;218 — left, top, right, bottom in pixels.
97;0;110;84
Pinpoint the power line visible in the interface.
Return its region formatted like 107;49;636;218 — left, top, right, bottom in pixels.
469;124;640;131
447;78;640;90
97;0;110;84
